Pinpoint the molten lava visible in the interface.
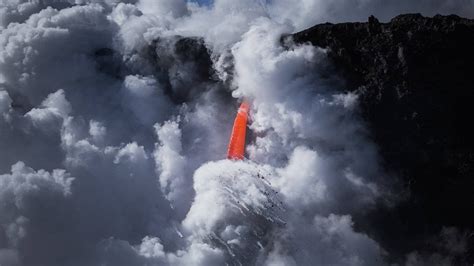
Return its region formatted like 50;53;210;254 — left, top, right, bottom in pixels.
227;101;250;160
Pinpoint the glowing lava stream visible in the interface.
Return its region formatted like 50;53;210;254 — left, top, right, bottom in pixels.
227;101;250;160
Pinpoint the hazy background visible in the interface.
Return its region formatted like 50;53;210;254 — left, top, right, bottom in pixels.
1;0;473;265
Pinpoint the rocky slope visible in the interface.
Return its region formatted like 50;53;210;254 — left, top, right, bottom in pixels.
290;14;474;261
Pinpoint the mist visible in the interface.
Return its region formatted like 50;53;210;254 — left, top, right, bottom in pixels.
1;0;473;265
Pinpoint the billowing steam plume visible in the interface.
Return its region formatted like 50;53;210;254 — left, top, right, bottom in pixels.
1;0;472;265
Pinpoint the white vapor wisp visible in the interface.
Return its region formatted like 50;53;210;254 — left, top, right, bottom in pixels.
1;0;472;266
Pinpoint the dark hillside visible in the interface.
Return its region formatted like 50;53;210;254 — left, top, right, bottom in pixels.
291;14;474;261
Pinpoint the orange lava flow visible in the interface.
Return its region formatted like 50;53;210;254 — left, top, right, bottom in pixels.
227;101;250;160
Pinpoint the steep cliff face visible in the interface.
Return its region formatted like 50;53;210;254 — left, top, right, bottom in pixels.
291;14;474;259
93;13;474;262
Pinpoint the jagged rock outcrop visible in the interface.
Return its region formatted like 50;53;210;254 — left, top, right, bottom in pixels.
291;14;474;261
94;36;217;104
146;36;216;103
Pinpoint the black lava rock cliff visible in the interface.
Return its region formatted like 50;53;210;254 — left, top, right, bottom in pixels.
291;14;474;262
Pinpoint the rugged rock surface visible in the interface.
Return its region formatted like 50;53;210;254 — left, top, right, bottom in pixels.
291;14;474;261
94;36;217;104
146;36;216;103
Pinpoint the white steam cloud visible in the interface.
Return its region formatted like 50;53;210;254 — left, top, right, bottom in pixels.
0;0;472;265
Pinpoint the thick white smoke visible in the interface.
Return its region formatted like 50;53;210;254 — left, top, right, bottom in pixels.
1;0;472;265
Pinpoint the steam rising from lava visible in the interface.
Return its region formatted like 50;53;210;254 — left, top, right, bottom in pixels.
0;0;472;265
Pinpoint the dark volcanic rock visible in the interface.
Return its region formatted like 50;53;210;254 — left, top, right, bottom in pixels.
291;14;474;262
147;36;216;103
